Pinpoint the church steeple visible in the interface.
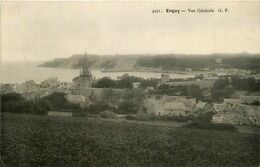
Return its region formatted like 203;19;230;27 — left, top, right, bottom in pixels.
80;51;91;76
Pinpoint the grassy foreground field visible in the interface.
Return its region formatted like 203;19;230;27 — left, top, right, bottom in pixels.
1;113;259;167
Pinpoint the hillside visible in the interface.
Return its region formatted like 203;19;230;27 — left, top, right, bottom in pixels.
39;53;260;71
39;54;139;71
1;113;259;167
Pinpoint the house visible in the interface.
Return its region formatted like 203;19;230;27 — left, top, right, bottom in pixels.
145;86;155;93
212;103;260;126
143;96;190;116
202;68;210;71
232;103;254;115
212;103;251;125
243;106;260;126
216;58;222;64
203;103;216;113
194;101;207;110
213;103;232;113
22;91;40;100
132;82;140;89
212;114;225;123
159;96;196;110
177;98;196;111
236;69;251;77
160;95;186;103
224;98;239;104
248;115;260;126
254;73;260;80
247;110;260;126
39;87;64;98
48;111;72;117
239;96;260;104
185;68;192;71
212;112;250;125
161;73;170;84
159;102;186;116
66;95;86;108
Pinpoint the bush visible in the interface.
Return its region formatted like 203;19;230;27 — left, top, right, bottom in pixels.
195;111;214;123
72;110;87;117
124;115;136;120
100;110;117;119
86;102;114;114
1;92;79;115
1;93;25;102
94;77;116;88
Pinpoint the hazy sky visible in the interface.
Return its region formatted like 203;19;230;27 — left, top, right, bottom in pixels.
2;1;260;61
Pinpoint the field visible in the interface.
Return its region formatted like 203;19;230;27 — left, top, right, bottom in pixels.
1;113;259;167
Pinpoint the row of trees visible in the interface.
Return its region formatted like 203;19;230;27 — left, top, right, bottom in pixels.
84;89;145;115
1;89;145;116
231;76;260;92
1;92;80;115
93;75;158;89
211;76;260;102
156;84;204;101
137;54;260;71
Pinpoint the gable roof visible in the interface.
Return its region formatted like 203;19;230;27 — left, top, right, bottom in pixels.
232;103;254;114
162;102;186;110
224;98;239;104
178;98;196;108
195;101;207;109
213;103;231;113
66;95;86;103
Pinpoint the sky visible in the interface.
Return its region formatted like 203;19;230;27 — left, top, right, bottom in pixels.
1;1;260;61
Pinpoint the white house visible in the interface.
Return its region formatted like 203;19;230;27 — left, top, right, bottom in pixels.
132;82;141;89
158;102;186;116
66;95;86;108
143;96;190;116
48;111;72;117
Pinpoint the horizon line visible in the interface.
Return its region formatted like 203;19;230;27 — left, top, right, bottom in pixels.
2;52;260;63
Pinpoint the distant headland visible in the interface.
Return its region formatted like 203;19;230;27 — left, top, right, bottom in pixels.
39;53;260;72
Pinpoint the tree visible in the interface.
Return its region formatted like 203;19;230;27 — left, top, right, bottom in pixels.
117;89;145;114
1;93;25;102
139;79;158;89
1;93;30;113
42;92;71;110
86;101;113;114
187;85;204;101
101;88;119;103
231;76;258;91
211;77;233;102
95;77;116;88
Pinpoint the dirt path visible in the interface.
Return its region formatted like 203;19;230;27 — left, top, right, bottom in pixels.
88;117;260;134
87;117;188;128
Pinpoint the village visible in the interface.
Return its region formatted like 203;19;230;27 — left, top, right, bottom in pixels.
1;53;260;127
2;2;260;166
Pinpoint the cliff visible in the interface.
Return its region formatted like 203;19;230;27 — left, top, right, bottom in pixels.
39;53;260;71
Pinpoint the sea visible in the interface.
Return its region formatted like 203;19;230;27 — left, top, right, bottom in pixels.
0;61;195;84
